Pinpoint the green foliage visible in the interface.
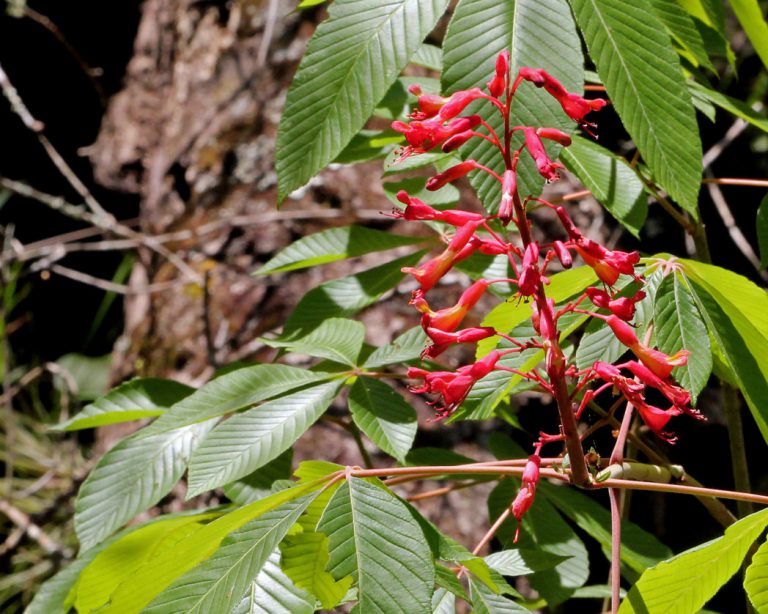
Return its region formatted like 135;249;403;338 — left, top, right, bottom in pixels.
569;0;702;215
276;0;450;201
442;0;582;209
619;508;768;613
257;226;422;275
745;536;768;612
317;477;435;612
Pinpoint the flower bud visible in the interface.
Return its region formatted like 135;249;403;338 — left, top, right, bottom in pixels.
498;169;517;225
426;160;478;191
553;241;572;268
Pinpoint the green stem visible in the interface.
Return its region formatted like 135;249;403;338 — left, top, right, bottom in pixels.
723;384;754;518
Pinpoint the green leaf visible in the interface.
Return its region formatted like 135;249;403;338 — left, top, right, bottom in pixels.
442;0;583;209
383;177;460;208
55;353;111;401
264;318;365;366
688;81;768;134
334;128;403;162
52;378;193;431
75;514;216;613
653;271;712;401
297;0;326;7
74;420;214;550
363;326;428;368
232;549;316;614
560;136;647;237
412;43;443;71
575;317;626;370
569;0;702;215
647;0;714;71
348;376;417;461
487;480;589;604
102;480;328;613
485;548;569;576
223;449;294;505
745;536;768;612
257;226;422;275
619;508;768;613
541;482;672;573
729;0;768;70
143;494;317;614
469;577;529;613
758;195;768;267
276;0;451;201
142;364;331;435
682;260;768;442
283;251;424;334
477;266;597;357
280;531;354;609
187;380;344;497
317;477;435;612
431;587;457;614
383;149;457;176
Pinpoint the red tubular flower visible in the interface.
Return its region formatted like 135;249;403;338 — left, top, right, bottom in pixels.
468;236;508;256
408;84;447;119
487;50;509;97
423;326;496;358
422;279;492;332
573;239;639;286
605;316;691;379
593;360;682;441
537;127;572;146
402;221;481;294
426;160;479;191
518;67;607;127
394;191;485;226
553;240;572;268
512;453;541;541
438;88;486;120
392;115;481;157
498;169;518;225
623;361;702;419
408;351;502;418
522;127;564;181
441;130;475;152
517;242;543;296
586;288;646;321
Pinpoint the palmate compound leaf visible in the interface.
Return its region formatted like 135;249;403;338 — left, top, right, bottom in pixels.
276;0;451;202
348;376;417;462
142;494;318;614
441;0;583;210
619;508;768;613
653;271;712;402
745;536;768;612
52;377;193;431
256;225;423;275
232;548;316;614
317;477;435;613
74;419;215;551
101;479;329;613
569;0;703;215
186;380;345;497
140;364;333;436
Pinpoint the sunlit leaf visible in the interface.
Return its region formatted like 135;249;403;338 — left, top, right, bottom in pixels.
276;0;450;200
263;318;365;366
187;380;344;497
619;508;768;613
570;0;702;215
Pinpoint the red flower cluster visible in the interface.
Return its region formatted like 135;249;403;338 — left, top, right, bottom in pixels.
387;52;697;532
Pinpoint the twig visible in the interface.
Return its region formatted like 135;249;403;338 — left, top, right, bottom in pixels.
47;264;185;295
723;385;754;517
472;506;513;556
702;177;768;188
0;499;72;557
257;0;280;68
405;480;488;502
0;64;201;284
